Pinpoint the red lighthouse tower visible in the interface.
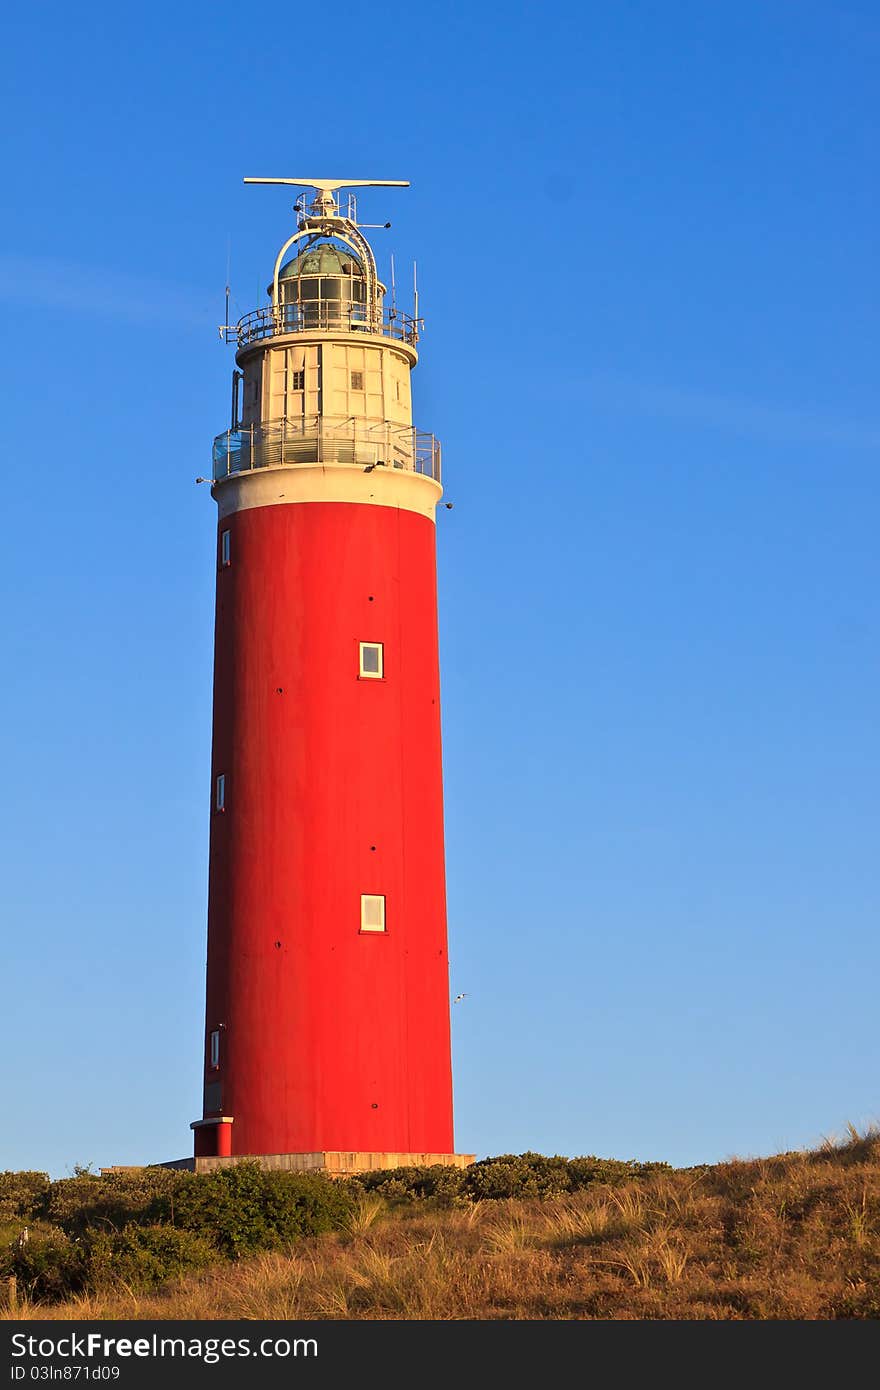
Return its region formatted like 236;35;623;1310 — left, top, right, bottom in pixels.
193;178;469;1175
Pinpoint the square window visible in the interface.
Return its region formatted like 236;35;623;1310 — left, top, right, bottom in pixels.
360;893;386;933
209;1029;220;1069
351;370;364;391
359;642;384;679
215;773;226;812
291;369;304;391
220;530;231;567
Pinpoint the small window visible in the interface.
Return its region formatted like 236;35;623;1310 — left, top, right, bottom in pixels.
291;369;304;391
351;370;364;391
395;380;401;401
215;773;226;811
220;530;231;568
209;1029;220;1069
359;641;384;679
360;893;386;933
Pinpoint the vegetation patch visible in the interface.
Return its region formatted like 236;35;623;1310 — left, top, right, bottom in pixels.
1;1131;877;1318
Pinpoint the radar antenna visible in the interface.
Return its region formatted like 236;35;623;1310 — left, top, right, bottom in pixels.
244;177;409;217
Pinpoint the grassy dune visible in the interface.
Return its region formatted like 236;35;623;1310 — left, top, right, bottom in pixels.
4;1130;879;1320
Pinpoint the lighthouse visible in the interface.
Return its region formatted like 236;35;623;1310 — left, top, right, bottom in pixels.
192;178;470;1175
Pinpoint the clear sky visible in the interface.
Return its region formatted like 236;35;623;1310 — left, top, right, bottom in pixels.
1;0;877;1177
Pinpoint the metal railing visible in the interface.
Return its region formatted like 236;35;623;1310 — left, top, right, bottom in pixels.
212;416;441;484
232;302;421;348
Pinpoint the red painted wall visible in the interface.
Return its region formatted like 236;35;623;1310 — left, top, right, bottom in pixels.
200;498;454;1156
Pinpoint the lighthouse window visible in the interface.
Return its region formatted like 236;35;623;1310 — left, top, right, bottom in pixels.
290;369;304;392
209;1029;220;1069
359;642;384;678
220;530;231;567
350;370;364;391
215;774;226;812
360;894;386;933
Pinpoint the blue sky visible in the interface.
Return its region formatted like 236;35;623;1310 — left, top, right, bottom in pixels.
1;0;877;1176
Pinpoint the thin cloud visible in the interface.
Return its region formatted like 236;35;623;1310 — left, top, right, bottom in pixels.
0;254;218;330
588;372;880;451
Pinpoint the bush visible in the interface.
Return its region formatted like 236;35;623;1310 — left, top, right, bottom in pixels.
464;1152;670;1199
46;1169;182;1237
565;1156;672;1190
84;1225;218;1292
41;1164;355;1260
0;1223;86;1302
0;1171;50;1222
157;1164;355;1256
356;1164;467;1205
465;1154;572;1199
355;1153;673;1204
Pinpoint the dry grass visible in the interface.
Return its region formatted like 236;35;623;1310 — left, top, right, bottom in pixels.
4;1129;879;1320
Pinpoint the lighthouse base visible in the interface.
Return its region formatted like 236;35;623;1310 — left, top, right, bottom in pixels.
162;1150;475;1177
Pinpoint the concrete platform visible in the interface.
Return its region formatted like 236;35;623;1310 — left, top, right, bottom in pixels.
158;1151;475;1176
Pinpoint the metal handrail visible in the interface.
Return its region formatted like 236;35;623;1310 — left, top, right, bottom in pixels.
233;302;421;348
212;416;441;484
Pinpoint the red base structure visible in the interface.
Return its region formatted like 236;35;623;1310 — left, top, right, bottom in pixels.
201;498;453;1157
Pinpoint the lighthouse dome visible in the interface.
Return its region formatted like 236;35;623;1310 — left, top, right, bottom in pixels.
273;239;371;327
278;243;363;280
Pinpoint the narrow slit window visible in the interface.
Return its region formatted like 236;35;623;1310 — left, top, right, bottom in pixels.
215;773;226;812
360;894;386;933
220;530;231;567
209;1029;220;1069
359;642;384;679
350;370;364;391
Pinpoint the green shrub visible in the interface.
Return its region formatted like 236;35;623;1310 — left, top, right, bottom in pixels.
356;1164;467;1205
46;1168;183;1237
464;1153;572;1199
464;1153;670;1199
157;1164;355;1256
84;1225;218;1292
0;1171;50;1222
355;1153;673;1204
44;1164;354;1259
565;1156;672;1189
0;1223;86;1302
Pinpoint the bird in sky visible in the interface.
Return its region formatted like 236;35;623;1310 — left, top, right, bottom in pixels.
453;993;468;1004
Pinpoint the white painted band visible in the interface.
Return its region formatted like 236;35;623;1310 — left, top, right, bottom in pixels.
212;463;442;522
